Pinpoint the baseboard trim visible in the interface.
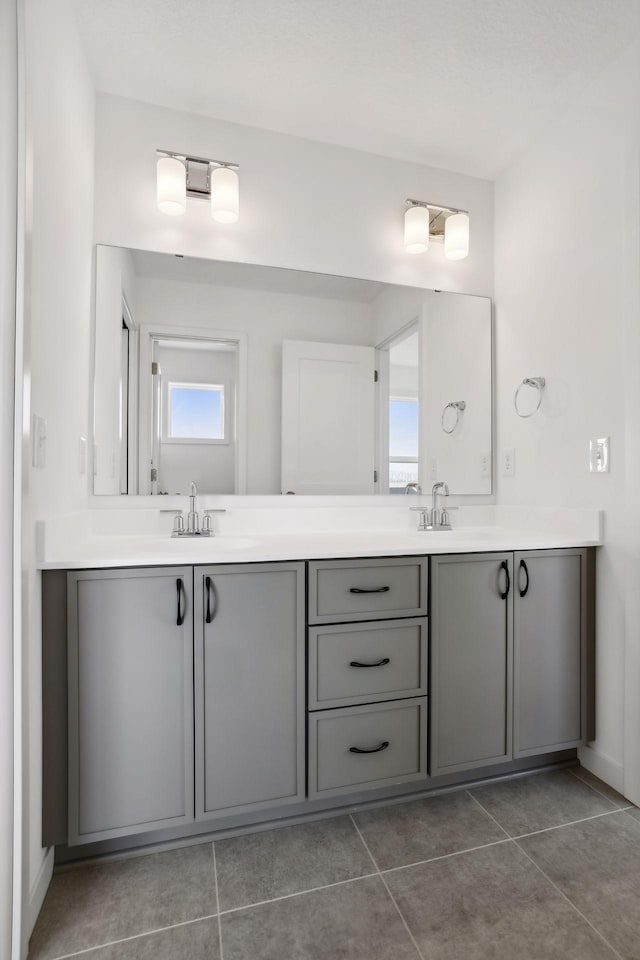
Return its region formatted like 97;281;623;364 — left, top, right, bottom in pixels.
578;744;624;792
24;848;53;954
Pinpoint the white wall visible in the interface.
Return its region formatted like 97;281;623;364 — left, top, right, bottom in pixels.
94;94;493;297
21;0;95;949
133;276;374;494
494;41;640;800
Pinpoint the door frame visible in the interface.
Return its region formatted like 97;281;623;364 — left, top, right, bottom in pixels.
138;323;248;494
375;316;421;495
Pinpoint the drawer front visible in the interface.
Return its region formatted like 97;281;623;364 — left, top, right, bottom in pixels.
309;618;428;709
308;558;428;624
308;698;428;799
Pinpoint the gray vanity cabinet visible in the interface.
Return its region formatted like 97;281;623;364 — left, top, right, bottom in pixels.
513;549;586;757
430;553;514;777
195;562;305;820
67;567;195;846
430;548;590;778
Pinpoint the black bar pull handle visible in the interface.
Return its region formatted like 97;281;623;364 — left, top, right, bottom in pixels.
349;741;390;755
350;657;391;668
519;559;530;598
349;586;390;595
499;560;510;600
205;576;216;624
176;578;186;626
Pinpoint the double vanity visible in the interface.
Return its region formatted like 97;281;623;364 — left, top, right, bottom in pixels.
40;505;599;861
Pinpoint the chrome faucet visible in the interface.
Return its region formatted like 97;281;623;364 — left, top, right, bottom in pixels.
162;480;226;537
404;482;422;495
430;481;450;529
187;481;200;534
410;481;452;531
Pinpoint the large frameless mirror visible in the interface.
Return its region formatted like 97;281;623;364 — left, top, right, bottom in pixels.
92;245;492;496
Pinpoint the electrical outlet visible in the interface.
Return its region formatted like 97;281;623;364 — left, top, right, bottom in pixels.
32;414;47;468
429;457;438;481
502;448;515;478
480;450;491;479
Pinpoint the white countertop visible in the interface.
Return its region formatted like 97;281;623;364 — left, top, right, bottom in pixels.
37;521;602;570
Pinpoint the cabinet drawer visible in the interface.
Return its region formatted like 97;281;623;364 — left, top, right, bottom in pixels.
308;698;428;799
308;618;428;709
308;557;428;624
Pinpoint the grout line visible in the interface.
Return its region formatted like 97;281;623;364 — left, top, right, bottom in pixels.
350;815;426;960
511;807;630;840
217;871;380;916
212;841;224;960
467;789;629;841
568;767;625;808
514;840;625;960
41;914;220;960
379;837;512;876
465;789;511;838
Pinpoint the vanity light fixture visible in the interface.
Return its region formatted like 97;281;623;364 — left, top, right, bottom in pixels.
404;199;469;260
156;150;240;222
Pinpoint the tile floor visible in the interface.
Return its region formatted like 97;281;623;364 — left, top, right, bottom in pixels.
29;767;639;960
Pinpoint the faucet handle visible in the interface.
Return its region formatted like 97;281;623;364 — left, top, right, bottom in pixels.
410;506;430;531
160;509;185;535
202;508;226;535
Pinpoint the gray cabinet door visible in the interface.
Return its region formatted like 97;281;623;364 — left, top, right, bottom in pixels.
67;567;195;846
430;553;513;776
514;549;586;757
195;562;305;820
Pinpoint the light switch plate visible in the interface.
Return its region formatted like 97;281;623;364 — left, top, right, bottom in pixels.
32;414;47;468
479;450;491;479
589;437;610;473
502;448;515;477
78;436;87;475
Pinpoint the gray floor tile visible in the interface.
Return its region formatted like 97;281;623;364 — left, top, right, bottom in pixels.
470;769;614;836
215;816;374;911
625;806;640;824
221;875;418;960
65;918;220;960
352;790;506;870
29;845;217;960
519;811;640;959
386;841;616;960
571;766;631;808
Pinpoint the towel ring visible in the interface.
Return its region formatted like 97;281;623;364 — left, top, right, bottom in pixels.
441;400;466;434
514;377;546;418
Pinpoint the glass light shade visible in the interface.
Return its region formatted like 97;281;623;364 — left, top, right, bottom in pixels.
157;156;186;215
404;204;430;254
444;212;469;260
211;166;239;223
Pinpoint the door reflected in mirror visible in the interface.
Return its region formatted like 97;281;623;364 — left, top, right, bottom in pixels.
93;245;492;496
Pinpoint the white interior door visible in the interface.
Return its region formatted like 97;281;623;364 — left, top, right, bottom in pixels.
281;340;376;495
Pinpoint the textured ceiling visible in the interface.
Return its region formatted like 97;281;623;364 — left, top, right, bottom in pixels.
73;0;640;178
